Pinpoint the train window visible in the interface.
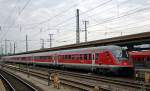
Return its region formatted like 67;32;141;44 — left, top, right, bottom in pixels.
39;56;42;59
135;57;136;61
40;56;43;60
40;56;48;60
80;54;83;60
132;57;135;61
40;56;43;59
65;55;67;60
68;55;71;60
137;58;140;61
147;57;150;61
46;56;49;59
139;57;142;61
26;57;28;60
67;55;70;60
67;55;69;60
122;50;128;58
95;53;99;60
140;58;142;61
88;54;92;60
66;55;69;60
63;55;65;60
34;56;37;60
37;56;40;60
76;54;80;60
63;55;65;59
66;55;68;59
71;55;75;60
92;54;95;60
44;56;47;60
139;58;141;61
61;56;63;60
84;54;88;60
21;57;24;60
61;55;64;60
145;57;147;61
75;54;78;60
58;56;60;60
142;57;144;61
135;58;137;61
73;54;77;60
50;56;52;60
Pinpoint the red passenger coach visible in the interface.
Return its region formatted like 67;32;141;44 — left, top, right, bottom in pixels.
129;51;150;68
2;45;133;76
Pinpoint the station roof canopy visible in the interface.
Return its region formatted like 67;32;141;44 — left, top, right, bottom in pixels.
14;31;150;55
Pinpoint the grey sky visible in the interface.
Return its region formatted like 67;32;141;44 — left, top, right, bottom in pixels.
0;0;150;53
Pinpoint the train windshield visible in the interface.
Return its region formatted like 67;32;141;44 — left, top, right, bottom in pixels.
111;49;128;61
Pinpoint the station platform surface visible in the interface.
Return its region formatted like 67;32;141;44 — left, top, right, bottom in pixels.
0;79;6;91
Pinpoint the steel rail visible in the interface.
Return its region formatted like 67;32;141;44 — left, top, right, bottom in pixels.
3;64;150;90
28;68;150;89
0;74;16;91
0;69;38;91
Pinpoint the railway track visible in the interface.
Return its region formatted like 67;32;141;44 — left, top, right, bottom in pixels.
26;67;150;90
3;64;150;91
0;73;15;91
0;69;38;91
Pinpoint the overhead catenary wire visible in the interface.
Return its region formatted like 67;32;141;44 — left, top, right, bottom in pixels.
0;0;125;30
2;0;111;51
22;3;78;26
30;3;150;40
18;0;31;15
88;23;150;38
1;0;113;43
0;0;20;33
29;0;113;38
1;0;150;52
87;5;150;28
56;15;150;43
0;0;32;43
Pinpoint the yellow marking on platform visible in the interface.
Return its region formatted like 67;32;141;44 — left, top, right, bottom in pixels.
0;79;6;91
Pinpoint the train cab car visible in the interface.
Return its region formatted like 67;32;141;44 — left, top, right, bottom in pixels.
56;45;133;76
92;46;133;75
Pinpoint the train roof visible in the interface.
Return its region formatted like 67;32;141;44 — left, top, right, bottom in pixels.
129;51;150;56
2;45;122;58
59;45;121;53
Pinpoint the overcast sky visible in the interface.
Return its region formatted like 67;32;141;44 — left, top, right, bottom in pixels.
0;0;150;53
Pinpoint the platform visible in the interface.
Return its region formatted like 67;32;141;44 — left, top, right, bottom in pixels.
135;69;150;82
0;79;6;91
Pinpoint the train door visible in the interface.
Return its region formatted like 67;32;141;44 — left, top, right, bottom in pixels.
52;55;55;65
53;54;58;66
91;53;95;71
32;56;36;67
55;54;58;66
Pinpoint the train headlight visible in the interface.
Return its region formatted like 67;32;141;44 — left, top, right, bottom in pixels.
123;62;127;65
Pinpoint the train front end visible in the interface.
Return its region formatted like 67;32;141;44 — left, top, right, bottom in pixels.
110;47;134;76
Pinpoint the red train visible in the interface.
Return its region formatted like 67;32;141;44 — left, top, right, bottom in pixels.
129;51;150;68
1;45;133;75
